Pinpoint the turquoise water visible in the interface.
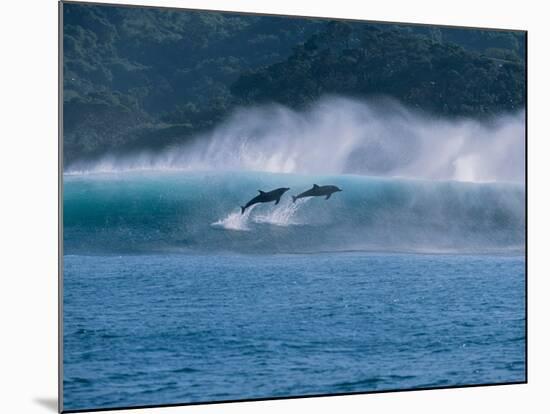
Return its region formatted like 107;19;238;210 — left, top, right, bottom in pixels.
62;172;525;411
63;171;524;254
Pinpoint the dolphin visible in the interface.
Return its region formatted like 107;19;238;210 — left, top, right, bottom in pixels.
292;184;342;203
241;187;290;214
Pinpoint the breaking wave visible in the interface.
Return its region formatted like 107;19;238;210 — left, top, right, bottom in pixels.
63;171;525;255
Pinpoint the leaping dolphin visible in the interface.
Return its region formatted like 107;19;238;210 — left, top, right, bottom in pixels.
241;187;290;214
292;184;342;203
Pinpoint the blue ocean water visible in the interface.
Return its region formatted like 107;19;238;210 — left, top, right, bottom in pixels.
63;253;525;410
63;172;525;410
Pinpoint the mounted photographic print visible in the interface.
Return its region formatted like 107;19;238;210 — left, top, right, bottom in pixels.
60;1;526;412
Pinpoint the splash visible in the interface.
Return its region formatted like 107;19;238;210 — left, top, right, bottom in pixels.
211;206;255;231
66;97;525;184
252;198;309;226
211;198;310;231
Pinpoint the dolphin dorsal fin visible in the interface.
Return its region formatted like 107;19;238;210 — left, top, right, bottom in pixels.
258;190;266;194
313;184;319;188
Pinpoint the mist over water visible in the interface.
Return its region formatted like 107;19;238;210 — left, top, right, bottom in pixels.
67;97;525;184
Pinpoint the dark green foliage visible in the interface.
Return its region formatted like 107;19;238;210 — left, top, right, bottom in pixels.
63;3;525;166
232;22;525;116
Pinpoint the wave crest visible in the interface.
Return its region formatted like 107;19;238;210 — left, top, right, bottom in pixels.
63;171;525;254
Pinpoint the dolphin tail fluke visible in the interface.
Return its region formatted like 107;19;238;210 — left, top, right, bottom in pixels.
292;195;297;203
240;206;246;215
